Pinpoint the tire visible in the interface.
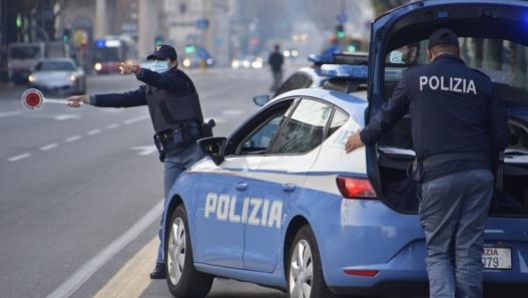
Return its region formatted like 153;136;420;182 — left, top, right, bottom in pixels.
165;205;213;298
288;225;335;298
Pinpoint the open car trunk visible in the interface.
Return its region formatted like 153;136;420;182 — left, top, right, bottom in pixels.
367;0;528;216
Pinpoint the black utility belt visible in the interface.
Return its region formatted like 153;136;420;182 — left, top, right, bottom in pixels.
153;121;202;156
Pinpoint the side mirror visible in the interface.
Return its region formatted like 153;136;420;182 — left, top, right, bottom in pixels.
253;95;270;107
197;136;227;165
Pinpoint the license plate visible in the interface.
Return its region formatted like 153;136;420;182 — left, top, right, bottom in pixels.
482;247;512;270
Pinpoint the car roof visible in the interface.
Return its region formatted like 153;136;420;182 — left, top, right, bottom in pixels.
273;86;367;108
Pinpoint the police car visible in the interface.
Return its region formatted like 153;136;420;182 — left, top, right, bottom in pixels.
253;52;369;105
162;1;528;297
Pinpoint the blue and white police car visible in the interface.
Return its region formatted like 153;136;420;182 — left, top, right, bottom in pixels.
162;1;528;297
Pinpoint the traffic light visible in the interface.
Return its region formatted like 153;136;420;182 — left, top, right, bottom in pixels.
63;29;71;42
336;24;345;39
16;14;22;28
184;45;196;54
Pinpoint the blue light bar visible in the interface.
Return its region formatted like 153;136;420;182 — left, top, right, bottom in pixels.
95;39;106;48
320;64;368;79
308;54;333;64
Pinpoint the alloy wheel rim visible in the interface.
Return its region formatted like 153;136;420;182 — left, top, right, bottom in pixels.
289;239;313;298
168;217;186;285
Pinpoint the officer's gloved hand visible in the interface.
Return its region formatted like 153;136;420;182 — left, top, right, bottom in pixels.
119;63;140;76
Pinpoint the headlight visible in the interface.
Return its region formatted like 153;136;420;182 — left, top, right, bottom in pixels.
252;60;263;68
183;59;191;68
69;75;76;82
94;63;102;71
231;61;240;68
28;75;36;82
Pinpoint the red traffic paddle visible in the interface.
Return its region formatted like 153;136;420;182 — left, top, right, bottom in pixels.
21;88;80;110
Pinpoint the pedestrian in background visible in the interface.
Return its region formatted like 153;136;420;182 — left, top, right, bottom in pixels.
67;44;210;280
344;28;509;298
268;44;284;92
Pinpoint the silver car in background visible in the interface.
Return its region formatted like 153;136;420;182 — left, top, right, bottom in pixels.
28;58;86;95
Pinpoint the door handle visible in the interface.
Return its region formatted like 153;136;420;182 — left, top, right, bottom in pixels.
282;183;296;192
236;182;247;191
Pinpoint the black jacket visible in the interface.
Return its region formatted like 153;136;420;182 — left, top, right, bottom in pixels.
361;54;510;182
91;67;196;107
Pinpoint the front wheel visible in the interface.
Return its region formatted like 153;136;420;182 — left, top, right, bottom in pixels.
287;225;335;298
165;205;213;298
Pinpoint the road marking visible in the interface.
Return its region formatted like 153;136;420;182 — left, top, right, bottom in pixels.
66;135;82;143
8;153;31;162
131;145;158;156
87;129;102;136
0;111;21;118
92;237;157;298
54;114;82;121
107;124;120;129
222;109;245;116
40;143;59;151
45;200;163;298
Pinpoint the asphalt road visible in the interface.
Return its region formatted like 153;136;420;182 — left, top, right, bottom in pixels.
0;66;287;298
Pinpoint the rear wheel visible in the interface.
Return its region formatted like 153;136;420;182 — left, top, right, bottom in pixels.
165;205;213;298
288;225;335;298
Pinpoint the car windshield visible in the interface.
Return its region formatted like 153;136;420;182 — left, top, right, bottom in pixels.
35;61;76;71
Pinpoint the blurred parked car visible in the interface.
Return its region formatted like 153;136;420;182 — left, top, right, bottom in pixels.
28;58;86;95
181;47;215;69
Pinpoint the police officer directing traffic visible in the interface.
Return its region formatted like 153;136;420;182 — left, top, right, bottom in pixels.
345;28;509;298
67;44;210;280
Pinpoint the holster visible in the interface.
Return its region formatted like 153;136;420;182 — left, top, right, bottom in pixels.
153;121;204;162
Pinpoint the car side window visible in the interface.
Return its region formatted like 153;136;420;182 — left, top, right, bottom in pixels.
271;98;332;154
327;108;348;139
226;99;295;156
274;73;313;96
238;112;286;155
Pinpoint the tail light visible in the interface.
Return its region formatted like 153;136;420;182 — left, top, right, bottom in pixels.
336;176;377;199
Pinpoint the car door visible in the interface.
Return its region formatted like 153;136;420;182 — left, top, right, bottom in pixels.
193;98;296;269
243;97;335;272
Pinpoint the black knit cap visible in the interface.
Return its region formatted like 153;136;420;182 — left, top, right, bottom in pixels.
428;28;459;49
146;44;178;60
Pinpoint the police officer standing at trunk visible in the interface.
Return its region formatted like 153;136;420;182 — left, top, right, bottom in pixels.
67;44;212;279
344;28;509;298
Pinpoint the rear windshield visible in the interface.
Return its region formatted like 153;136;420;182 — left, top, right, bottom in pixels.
383;38;528;117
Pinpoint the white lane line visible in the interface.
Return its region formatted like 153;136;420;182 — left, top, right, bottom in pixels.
0;111;21;118
8;153;31;162
65;135;82;143
106;124;120;130
222;109;245;116
87;129;102;136
123;115;149;125
40;143;59;151
54;114;82;121
45;200;163;298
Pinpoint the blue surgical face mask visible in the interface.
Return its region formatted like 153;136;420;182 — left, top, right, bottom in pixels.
389;50;403;64
150;60;170;73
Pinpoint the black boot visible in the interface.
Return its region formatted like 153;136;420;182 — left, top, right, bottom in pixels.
149;263;166;279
